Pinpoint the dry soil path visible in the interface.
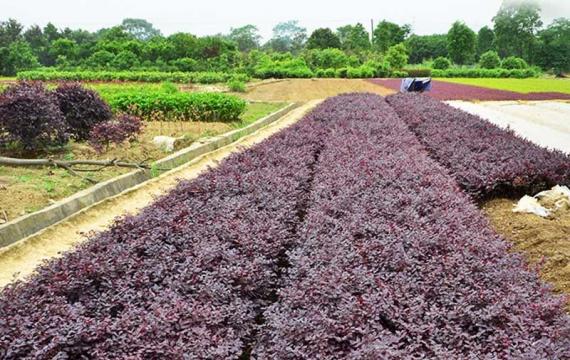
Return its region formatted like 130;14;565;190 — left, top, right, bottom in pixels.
0;100;322;288
448;100;570;154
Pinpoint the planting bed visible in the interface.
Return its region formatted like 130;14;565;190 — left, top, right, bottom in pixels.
387;93;570;198
1;94;569;358
371;78;570;101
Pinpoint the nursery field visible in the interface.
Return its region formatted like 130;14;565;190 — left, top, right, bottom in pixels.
1;93;569;359
370;78;570;101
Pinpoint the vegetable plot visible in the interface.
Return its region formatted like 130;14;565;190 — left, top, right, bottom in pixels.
386;93;570;198
0;94;569;359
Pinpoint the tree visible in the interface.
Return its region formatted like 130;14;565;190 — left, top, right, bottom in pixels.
267;20;307;53
493;1;542;61
228;25;261;52
49;38;79;61
385;43;408;69
111;50;140;70
86;50;115;69
535;18;570;75
479;50;501;69
477;26;495;57
1;41;40;75
405;34;448;64
0;19;23;47
337;23;370;51
121;18;161;41
43;23;61;43
306;28;341;50
373;20;410;52
447;21;477;64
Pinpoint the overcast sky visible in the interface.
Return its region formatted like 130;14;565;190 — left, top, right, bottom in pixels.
3;0;569;40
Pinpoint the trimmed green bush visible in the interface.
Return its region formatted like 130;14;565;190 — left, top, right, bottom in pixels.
106;90;246;122
17;70;234;84
479;51;501;69
228;80;246;92
432;57;451;70
404;68;432;77
431;68;538;78
501;56;529;70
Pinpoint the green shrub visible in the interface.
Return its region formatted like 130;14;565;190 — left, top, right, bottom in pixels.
105;90;246;122
253;58;314;79
228;80;246;92
479;51;501;69
385;44;409;70
432;57;451;70
391;70;409;78
17;70;233;84
404;68;432;77
335;68;349;78
501;56;528;70
431;67;537;78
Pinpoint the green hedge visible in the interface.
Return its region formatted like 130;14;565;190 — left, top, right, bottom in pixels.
17;70;236;84
105;90;247;121
432;68;538;78
403;68;432;77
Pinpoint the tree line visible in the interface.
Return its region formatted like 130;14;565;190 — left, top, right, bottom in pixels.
0;0;568;76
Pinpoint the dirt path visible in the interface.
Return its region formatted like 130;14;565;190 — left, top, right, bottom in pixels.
483;198;570;311
0;100;322;288
243;78;395;102
447;100;570;154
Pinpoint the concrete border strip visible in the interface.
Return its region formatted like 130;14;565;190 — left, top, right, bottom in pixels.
0;102;299;248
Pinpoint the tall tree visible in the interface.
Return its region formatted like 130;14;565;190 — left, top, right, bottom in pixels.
306;28;341;49
43;23;61;43
447;21;477;64
267;20;307;53
228;25;261;52
121;18;162;41
336;23;370;51
493;0;542;61
535;18;570;75
373;20;410;52
0;19;23;47
405;34;448;64
477;26;496;56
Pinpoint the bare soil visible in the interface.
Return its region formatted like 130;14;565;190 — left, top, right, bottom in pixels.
483;198;570;310
242;78;395;102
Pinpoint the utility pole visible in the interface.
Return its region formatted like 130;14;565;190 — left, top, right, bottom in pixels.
370;19;374;45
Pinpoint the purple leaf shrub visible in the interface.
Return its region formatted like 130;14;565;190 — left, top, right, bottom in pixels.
386;93;570;198
0;99;332;359
0;81;68;152
88;114;144;152
53;82;113;140
0;94;568;359
253;94;570;359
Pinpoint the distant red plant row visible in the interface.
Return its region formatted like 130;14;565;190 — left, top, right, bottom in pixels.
0;94;569;358
387;93;570;198
370;78;570;101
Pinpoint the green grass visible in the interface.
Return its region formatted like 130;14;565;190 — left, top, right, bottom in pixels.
235;102;286;128
437;78;570;94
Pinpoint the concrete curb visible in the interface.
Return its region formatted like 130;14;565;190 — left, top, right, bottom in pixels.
0;102;299;248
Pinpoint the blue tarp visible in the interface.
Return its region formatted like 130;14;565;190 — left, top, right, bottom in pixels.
400;78;432;92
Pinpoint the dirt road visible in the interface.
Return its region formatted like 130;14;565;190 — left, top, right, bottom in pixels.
0;100;322;287
448;100;570;154
243;78;395;102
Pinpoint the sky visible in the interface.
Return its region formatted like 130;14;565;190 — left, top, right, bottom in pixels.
2;0;569;40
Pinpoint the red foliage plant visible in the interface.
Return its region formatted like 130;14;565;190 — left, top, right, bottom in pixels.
88;114;143;152
0;94;568;359
0;82;68;152
53;82;113;140
386;93;570;198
